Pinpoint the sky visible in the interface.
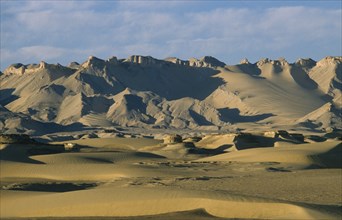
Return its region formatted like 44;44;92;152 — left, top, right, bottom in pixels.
0;0;341;70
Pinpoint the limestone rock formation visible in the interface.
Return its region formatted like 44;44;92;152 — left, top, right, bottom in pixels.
240;58;250;65
295;58;316;68
124;55;164;66
164;57;189;65
163;134;183;144
188;56;225;68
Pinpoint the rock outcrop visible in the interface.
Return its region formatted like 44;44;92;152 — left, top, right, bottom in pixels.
0;134;37;144
295;58;316;68
240;58;251;65
164;57;189;65
81;56;107;69
124;55;165;66
68;62;80;69
256;58;289;68
188;56;225;68
163;134;183;144
4;61;74;76
316;56;342;67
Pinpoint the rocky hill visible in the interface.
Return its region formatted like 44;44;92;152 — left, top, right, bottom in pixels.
0;55;341;135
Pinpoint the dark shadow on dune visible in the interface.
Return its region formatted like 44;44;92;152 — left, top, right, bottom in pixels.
214;144;234;152
82;157;114;163
27;145;65;156
26;121;88;136
134;152;166;159
320;94;334;102
188;144;235;156
0;88;19;106
8;208;222;220
305;135;327;142
0;145;46;164
324;129;342;140
300;203;342;218
78;72;124;95
233;134;275;150
335;64;342;81
3;115;88;136
236;63;261;76
297;121;322;130
189;110;214;126
78;148;123;153
107;64;224;100
218;108;274;123
27;108;38;115
272;64;283;74
86;96;115;113
331;65;342;90
316;143;342;168
266;167;292;172
290;66;318;90
3;182;97;192
63;122;89;132
120;94;157;124
39;84;66;96
124;95;146;112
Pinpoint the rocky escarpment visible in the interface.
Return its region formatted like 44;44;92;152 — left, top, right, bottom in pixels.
165;56;226;67
188;56;226;67
308;56;341;95
123;55;226;68
4;61;74;76
295;58;317;69
256;57;289;68
3;55;227;77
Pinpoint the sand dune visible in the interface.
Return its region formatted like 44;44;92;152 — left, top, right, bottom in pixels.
1;134;341;219
198;140;341;169
1;187;338;219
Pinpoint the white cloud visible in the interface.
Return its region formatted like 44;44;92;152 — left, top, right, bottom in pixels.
1;46;67;67
0;45;111;68
20;46;65;60
115;1;185;11
2;1;96;13
1;1;341;69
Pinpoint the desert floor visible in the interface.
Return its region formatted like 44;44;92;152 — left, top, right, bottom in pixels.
1;134;341;219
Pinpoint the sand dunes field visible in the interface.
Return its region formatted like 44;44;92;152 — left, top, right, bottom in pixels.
1;133;341;219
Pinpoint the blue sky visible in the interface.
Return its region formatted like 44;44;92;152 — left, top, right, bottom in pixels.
1;0;341;70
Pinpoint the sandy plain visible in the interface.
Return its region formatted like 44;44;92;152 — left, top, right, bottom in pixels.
1;132;341;220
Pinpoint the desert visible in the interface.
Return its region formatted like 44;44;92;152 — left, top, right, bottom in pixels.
0;55;341;219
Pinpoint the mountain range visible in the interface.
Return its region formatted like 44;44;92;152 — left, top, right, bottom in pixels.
0;55;341;135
